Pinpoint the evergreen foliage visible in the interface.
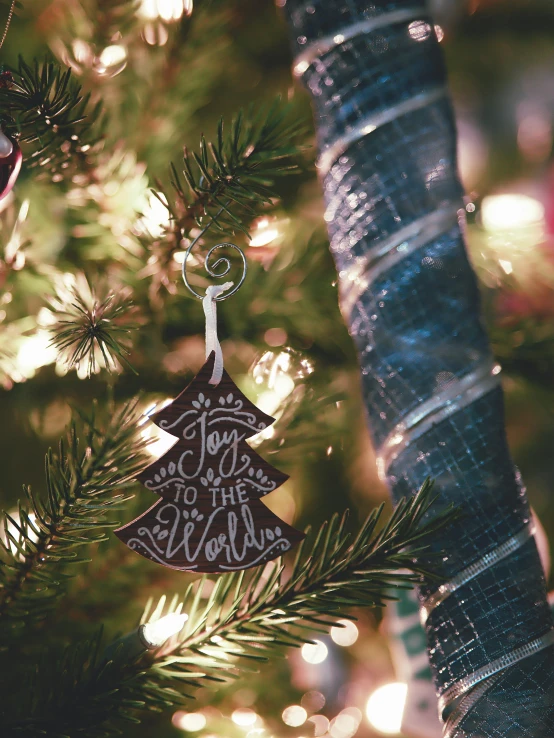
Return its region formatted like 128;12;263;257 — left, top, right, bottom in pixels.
1;2;552;737
0;402;149;627
1;479;454;737
0;57;101;177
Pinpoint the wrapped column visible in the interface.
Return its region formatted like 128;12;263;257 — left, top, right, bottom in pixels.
281;1;554;735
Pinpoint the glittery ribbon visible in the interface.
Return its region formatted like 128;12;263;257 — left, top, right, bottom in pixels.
282;1;554;734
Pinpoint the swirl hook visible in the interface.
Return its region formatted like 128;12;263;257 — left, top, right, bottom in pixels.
181;205;247;301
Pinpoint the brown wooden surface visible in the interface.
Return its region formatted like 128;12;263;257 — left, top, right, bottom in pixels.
115;353;305;573
152;353;275;440
115;497;304;573
137;440;289;502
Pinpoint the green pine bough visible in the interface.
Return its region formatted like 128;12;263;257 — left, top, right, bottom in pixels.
0;57;102;178
0;402;454;736
166;101;307;240
0;402;149;625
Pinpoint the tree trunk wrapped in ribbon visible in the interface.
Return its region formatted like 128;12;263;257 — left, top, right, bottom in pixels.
281;1;554;735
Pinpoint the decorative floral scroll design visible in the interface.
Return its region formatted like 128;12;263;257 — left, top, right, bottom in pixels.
127;501;291;569
158;392;266;437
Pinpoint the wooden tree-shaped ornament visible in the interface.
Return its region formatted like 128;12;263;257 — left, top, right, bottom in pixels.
115;353;305;572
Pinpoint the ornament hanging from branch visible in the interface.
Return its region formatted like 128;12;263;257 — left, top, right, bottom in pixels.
0;129;21;201
116;217;304;572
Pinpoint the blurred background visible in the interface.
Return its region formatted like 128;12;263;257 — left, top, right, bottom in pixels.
2;0;554;736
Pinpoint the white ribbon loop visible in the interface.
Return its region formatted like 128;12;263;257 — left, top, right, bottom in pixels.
202;282;233;386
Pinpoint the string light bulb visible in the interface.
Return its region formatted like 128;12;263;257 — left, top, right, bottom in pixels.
250;217;281;248
141;612;188;647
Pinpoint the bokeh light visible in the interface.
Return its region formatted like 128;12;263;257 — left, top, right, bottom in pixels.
308;714;330;736
232;708;258;727
16;331;58;380
301;690;326;712
330;619;359;647
330;707;362;738
408;20;432;42
138;0;193;22
172;711;207;731
135;191;171;238
365;683;407;735
301;640;328;664
282;705;307;727
481;193;544;232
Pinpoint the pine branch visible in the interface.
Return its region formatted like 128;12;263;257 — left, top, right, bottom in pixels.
47;274;138;376
165;99;306;240
0;57;102;177
0;402;149;626
3;481;457;736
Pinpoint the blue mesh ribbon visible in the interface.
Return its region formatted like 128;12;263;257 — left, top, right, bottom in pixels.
282;1;554;734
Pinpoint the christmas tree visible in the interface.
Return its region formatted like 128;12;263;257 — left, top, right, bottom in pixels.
1;0;554;736
116;352;304;571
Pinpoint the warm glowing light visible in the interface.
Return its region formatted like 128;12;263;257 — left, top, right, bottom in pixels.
16;331;58;379
301;690;326;712
481;194;545;232
250;350;313;445
99;45;127;68
330;708;362;738
172;711;207;731
1;510;38;560
232;709;258;727
250;217;281;248
136;191;171;238
274;373;295;399
434;24;444;42
282;705;307;727
308;714;330;736
142;612;188;647
517;109;552;163
141;416;177;456
294;60;310;76
301;640;328;664
365;683;407;735
330;619;359;647
499;259;513;275
95;45;128;76
138;0;193;21
72;39;93;65
264;327;287;347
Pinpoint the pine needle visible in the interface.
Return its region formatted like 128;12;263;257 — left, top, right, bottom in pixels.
0;402;150;627
47;274;137;377
2;481;458;736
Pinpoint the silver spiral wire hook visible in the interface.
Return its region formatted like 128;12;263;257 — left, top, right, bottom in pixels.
181;205;247;301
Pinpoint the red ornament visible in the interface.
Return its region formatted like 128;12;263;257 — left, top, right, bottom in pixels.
115;352;305;572
0;137;22;201
0;70;13;89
